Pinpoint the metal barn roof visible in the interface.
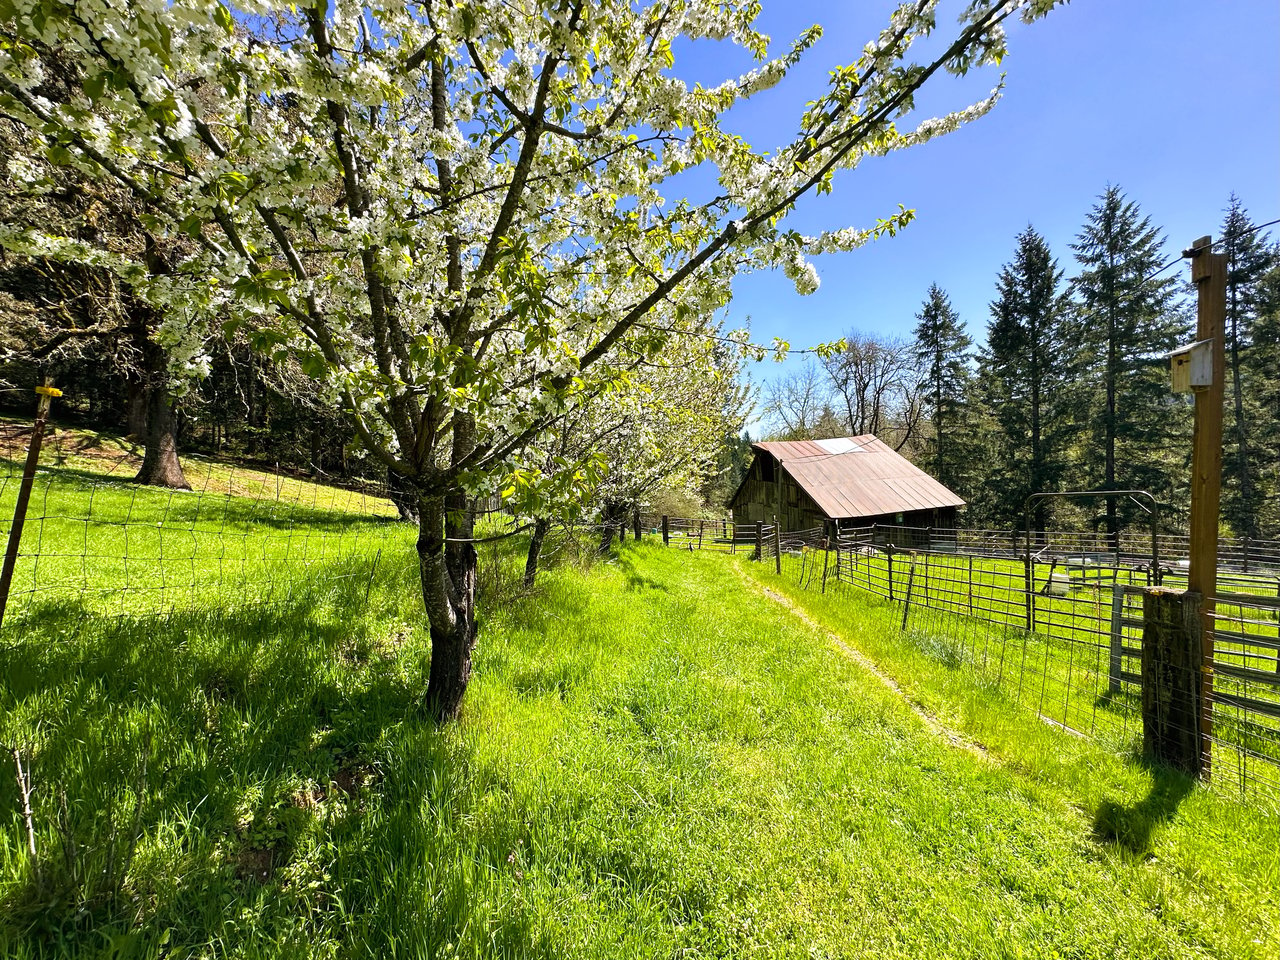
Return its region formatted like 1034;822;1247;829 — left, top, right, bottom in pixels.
751;436;966;520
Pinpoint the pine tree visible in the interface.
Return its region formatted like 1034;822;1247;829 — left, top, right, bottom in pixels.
1220;196;1275;539
912;284;973;494
976;227;1073;531
1070;186;1187;540
1246;253;1280;536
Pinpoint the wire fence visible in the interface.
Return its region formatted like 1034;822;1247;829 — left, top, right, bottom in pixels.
638;514;780;557
649;515;1280;801
0;451;415;647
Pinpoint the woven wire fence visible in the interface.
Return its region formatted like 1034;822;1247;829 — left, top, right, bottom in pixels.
0;447;416;648
799;525;1279;800
647;514;1280;801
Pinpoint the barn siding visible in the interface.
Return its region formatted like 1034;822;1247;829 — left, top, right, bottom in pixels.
729;453;826;530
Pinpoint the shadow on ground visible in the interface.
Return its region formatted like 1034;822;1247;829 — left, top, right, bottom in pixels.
1092;757;1196;854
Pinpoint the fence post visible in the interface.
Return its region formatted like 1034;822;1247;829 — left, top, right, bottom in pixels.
821;545;831;594
968;555;974;614
1141;587;1204;777
901;553;917;631
754;521;763;562
1187;237;1226;782
0;383;60;632
698;519;705;550
662;515;669;546
886;544;895;602
773;515;781;574
1108;584;1125;694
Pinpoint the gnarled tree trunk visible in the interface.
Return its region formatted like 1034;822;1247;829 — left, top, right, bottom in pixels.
125;380;148;439
133;380;189;489
419;416;480;722
524;517;550;587
130;305;189;489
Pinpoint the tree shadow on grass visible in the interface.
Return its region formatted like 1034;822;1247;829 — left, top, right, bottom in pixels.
1092;756;1196;855
617;550;669;594
0;553;446;950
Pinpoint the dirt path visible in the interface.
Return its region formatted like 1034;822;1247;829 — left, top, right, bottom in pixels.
745;570;991;760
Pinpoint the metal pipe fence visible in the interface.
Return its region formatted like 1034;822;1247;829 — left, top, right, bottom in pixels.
811;528;1277;799
646;517;1279;799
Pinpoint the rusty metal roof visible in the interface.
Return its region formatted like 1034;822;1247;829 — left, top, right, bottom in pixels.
752;436;965;519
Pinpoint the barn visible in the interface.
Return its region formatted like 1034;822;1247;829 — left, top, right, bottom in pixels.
728;436;965;542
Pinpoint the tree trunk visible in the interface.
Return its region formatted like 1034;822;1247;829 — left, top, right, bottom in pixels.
125;381;148;439
524;517;550;586
419;414;480;722
599;500;626;553
387;470;419;523
133;382;190;489
632;506;641;541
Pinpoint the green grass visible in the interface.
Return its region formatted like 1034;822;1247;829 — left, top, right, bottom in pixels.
815;546;1280;780
1;478;1278;957
0;458;410;625
1;417;398;517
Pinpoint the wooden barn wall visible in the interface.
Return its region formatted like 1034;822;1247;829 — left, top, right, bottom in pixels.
729;454;826;531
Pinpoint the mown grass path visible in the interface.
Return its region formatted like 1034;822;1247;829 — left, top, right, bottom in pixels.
2;540;1277;958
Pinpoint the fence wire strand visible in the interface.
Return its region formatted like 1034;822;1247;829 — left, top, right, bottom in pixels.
652;515;1280;802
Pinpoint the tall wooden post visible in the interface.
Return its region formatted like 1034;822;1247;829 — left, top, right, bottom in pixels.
1187;236;1226;779
0;383;60;632
754;521;763;562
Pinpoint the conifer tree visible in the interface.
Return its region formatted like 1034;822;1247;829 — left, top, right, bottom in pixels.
1246;253;1280;536
977;227;1073;531
1070;186;1186;539
912;283;973;494
1220;196;1275;539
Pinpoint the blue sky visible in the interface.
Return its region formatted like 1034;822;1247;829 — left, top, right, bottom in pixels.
672;0;1280;422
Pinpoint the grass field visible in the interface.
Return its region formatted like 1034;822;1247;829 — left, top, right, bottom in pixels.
0;416;398;517
0;456;408;628
1;471;1278;957
802;545;1280;789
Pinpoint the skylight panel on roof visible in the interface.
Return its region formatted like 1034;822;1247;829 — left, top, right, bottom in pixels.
814;438;861;455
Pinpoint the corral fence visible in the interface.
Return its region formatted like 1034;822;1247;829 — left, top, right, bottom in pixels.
650;515;1280;801
639;514;780;560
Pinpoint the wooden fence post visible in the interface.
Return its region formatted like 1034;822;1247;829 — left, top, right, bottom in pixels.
901;553;917;631
662;515;669;546
0;383;60;632
1187;236;1226;781
1141;587;1204;777
773;515;781;574
1108;584;1125;694
754;521;763;562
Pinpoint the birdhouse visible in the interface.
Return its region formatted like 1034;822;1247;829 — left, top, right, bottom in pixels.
1168;339;1213;393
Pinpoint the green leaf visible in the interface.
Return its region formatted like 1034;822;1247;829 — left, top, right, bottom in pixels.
213;3;234;35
